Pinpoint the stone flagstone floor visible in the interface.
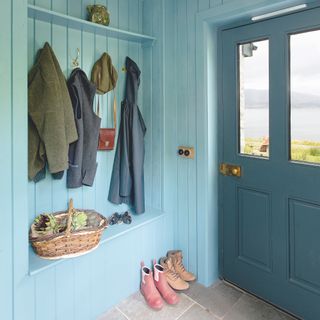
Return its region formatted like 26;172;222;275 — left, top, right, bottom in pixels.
97;281;298;320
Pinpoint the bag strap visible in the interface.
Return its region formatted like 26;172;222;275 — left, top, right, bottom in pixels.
96;96;101;118
95;91;116;128
112;90;117;130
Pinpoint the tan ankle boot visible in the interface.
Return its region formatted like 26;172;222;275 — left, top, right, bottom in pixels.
159;257;189;291
167;250;196;282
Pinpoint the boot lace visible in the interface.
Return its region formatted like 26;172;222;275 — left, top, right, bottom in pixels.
164;260;179;280
166;267;179;280
176;258;186;272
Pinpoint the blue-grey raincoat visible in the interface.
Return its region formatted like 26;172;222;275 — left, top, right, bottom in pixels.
108;57;146;214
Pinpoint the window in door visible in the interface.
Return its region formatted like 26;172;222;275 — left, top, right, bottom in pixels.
290;29;320;164
238;40;269;158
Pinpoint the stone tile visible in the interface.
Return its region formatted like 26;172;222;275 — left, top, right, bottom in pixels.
117;291;193;320
185;281;243;318
224;294;298;320
97;307;128;320
178;304;219;320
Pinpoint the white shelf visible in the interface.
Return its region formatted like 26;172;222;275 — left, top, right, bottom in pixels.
28;4;156;45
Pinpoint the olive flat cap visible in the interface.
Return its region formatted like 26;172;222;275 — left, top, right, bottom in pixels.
91;52;118;94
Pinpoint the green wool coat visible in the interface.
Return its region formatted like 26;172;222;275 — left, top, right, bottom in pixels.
28;42;78;181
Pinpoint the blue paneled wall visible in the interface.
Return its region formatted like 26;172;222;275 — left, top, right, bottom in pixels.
2;0;174;319
0;2;14;319
22;0;173;319
1;0;28;319
163;0;223;286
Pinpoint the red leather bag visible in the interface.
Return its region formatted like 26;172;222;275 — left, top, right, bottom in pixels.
98;94;117;151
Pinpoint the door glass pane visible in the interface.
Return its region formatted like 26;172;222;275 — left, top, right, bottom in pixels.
238;40;269;158
290;30;320;164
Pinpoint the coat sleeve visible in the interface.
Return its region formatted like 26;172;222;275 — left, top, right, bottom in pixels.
119;102;133;196
28;68;71;174
131;105;146;214
67;83;83;188
28;116;46;180
108;102;132;204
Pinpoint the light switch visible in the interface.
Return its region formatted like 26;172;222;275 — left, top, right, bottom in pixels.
177;146;194;159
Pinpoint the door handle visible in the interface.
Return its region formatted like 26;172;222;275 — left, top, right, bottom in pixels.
219;163;241;177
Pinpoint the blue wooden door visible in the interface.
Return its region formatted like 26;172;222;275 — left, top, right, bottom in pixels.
221;7;320;320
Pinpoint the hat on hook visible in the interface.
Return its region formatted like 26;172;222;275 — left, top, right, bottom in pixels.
91;52;118;94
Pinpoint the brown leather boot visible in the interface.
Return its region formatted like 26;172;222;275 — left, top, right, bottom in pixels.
167;250;196;282
159;257;189;291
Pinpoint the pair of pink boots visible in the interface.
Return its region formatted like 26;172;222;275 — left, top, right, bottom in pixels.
140;260;179;310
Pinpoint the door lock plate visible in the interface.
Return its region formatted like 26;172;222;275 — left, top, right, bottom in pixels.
219;163;241;177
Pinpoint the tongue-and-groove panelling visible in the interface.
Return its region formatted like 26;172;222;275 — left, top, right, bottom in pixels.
0;0;28;319
0;2;14;319
163;0;225;285
12;0;171;319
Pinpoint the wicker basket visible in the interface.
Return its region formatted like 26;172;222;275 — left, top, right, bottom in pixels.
29;199;108;260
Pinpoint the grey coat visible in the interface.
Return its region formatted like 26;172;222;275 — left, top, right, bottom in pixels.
67;68;101;188
108;57;146;214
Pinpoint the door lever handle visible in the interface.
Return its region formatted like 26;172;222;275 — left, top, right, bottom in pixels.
219;163;241;177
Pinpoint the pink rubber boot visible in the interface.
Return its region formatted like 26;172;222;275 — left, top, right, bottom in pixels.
140;262;164;310
153;260;179;305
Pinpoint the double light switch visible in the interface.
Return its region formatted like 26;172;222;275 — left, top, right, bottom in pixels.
178;146;194;159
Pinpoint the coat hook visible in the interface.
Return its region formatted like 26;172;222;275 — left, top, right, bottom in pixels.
72;48;80;68
122;66;127;72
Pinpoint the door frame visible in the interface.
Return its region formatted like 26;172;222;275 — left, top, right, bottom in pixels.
194;0;317;286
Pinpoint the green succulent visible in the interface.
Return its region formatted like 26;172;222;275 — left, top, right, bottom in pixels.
34;214;62;235
71;211;88;231
33;211;88;236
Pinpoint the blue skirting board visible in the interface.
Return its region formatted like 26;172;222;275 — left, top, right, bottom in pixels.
29;208;165;276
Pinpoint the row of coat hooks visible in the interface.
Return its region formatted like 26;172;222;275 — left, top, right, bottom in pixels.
72;48;127;72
